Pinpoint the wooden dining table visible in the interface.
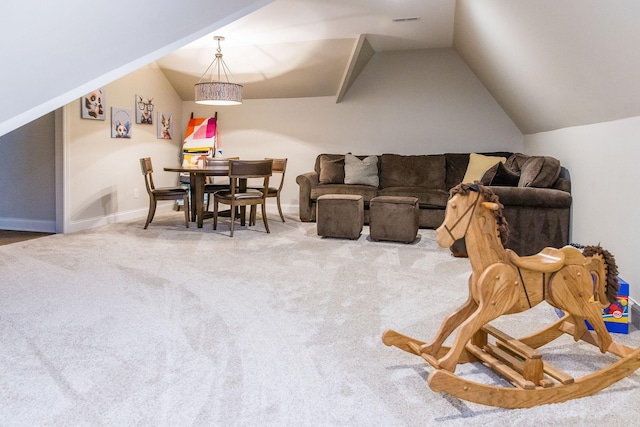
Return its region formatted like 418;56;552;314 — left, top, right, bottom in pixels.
164;164;247;228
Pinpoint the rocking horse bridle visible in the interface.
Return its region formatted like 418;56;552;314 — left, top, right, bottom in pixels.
443;188;481;243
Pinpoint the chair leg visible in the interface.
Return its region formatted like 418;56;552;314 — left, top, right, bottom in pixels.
276;194;285;222
229;203;236;237
261;202;270;233
250;206;256;226
213;199;218;230
182;194;190;228
144;197;157;229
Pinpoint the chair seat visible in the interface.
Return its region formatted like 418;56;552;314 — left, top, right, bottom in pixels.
249;185;277;194
153;186;187;194
216;190;263;201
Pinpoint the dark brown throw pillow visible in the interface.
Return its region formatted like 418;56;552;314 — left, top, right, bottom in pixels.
480;162;520;186
504;153;529;173
518;156;561;188
319;155;345;184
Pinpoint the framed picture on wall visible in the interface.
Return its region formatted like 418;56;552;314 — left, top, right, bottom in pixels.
111;107;132;138
157;113;172;139
135;94;154;124
81;89;105;120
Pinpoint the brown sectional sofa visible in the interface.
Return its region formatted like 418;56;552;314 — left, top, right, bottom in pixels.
296;152;572;256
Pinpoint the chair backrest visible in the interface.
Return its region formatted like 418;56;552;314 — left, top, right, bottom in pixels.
140;157;155;192
203;157;239;171
266;158;287;191
229;159;273;179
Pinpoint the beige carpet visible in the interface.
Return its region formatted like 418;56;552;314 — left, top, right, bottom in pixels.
1;213;639;426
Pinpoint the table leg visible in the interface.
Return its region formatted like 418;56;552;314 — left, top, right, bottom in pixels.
189;173;197;223
239;178;247;226
194;173;206;228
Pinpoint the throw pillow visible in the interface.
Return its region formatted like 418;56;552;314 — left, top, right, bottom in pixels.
344;154;379;187
504;153;530;173
462;153;506;184
518;156;561;188
319;155;345;184
480;161;521;186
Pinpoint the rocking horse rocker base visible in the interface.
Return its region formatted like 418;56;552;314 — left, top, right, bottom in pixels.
383;315;640;409
382;183;640;409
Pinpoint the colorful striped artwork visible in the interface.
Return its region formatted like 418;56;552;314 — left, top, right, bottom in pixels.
183;116;217;153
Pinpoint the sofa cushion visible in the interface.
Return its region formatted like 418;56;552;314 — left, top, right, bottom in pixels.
518;156;561;188
462;153;507;183
377;187;449;208
310;184;378;203
344;154;379;186
480;161;521;186
504;153;529;172
318;155;345;184
490;187;572;208
379;154;446;190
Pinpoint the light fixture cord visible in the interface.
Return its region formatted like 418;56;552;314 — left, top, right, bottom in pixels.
196;37;238;84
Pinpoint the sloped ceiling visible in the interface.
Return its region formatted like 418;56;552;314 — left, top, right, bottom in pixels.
156;0;455;101
0;0;272;137
454;0;640;134
158;0;640;134
2;0;640;137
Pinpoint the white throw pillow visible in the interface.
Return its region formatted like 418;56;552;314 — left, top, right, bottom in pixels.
344;154;379;186
462;153;506;184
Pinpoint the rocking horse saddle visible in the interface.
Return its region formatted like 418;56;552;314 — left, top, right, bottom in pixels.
506;247;566;273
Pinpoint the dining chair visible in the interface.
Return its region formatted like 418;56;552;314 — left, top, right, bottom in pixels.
249;158;288;223
139;157;190;229
213;159;273;237
203;157;239;211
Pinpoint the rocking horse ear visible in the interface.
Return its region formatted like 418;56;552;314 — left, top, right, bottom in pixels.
482;202;499;211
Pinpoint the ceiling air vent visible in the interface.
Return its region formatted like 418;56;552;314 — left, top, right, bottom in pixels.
392;16;421;23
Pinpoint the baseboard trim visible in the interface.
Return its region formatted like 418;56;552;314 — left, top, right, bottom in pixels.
0;217;56;233
65;203;175;233
3;202;300;234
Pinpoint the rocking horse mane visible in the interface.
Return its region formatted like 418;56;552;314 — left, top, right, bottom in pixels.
582;245;620;305
449;183;510;246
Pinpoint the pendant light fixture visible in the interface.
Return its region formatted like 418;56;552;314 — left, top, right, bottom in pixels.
194;36;243;105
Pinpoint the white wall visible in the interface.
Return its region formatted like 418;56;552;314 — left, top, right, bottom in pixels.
0;113;56;232
525;117;640;298
184;48;523;213
64;64;184;232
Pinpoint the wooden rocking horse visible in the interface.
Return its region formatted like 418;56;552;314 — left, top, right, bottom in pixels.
382;183;640;408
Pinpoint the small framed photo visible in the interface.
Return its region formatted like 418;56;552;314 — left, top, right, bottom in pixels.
135;94;154;124
157;113;172;139
81;89;105;120
111;107;132;138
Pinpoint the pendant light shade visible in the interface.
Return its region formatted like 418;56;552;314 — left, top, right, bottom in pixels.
195;36;242;105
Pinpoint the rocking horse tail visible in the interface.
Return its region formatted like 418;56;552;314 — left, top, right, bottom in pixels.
582;245;619;306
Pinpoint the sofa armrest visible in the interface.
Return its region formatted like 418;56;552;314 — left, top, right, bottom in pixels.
296;172;320;221
552;167;571;193
489;187;572;209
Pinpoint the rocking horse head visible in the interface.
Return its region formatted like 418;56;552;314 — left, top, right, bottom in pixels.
436;183;509;248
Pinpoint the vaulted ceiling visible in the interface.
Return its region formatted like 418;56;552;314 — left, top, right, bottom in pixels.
3;0;640;136
156;0;640;135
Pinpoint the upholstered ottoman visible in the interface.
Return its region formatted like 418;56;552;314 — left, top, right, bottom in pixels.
369;196;419;243
316;194;364;239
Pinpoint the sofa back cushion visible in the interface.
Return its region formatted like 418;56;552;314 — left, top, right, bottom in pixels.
315;154;380;184
318;155;345;184
379;154;446;190
344;154;379;186
518;156;561;188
